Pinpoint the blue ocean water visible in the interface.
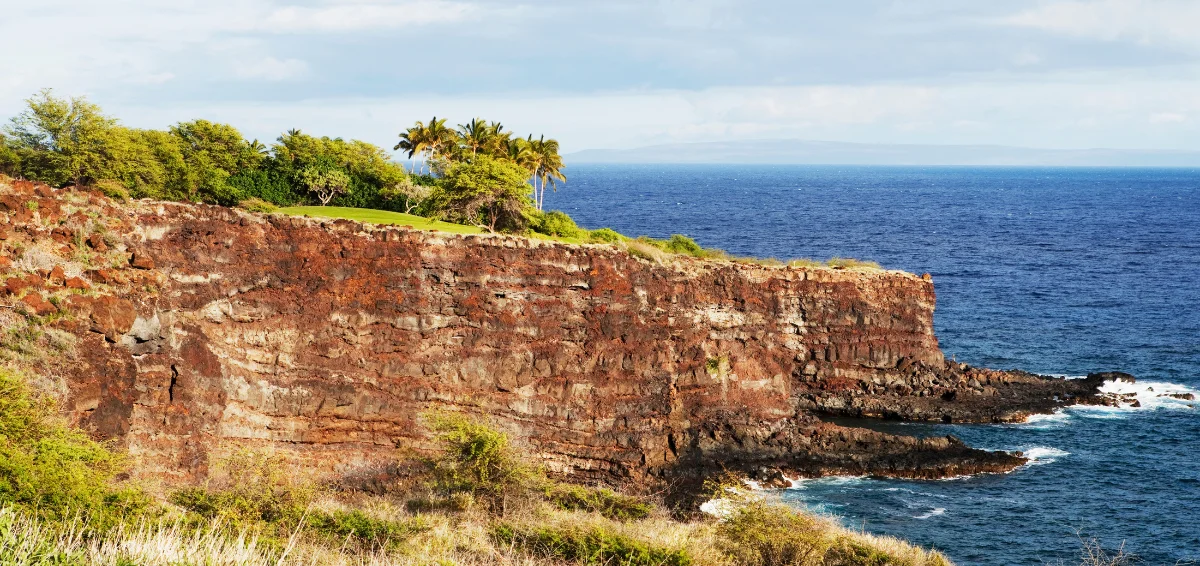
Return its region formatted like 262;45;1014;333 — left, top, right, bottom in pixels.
543;164;1200;566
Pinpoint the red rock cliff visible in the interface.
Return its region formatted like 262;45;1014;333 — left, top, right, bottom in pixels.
0;182;1102;487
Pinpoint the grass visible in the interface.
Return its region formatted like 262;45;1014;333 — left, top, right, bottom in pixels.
277;206;486;235
274;206;886;270
0;385;1120;566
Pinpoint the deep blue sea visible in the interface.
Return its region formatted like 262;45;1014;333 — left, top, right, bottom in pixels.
543;165;1200;566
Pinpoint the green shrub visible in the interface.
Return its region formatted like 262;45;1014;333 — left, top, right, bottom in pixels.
0;370;143;525
664;234;703;257
625;240;669;263
93;179;129;202
493;523;691;566
305;509;427;550
530;210;585;239
169;449;315;526
236;197;277;214
545;483;652;522
424;412;541;509
586;228;623;244
716;498;838;566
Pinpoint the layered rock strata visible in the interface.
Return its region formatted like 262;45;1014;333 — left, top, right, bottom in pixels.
0;181;1107;486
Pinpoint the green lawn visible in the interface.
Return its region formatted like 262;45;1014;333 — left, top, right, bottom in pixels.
278;206;486;235
276;206;585;244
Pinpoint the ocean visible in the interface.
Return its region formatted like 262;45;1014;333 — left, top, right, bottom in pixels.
542;164;1200;565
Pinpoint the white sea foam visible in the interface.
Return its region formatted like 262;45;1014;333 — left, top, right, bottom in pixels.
1022;409;1072;428
1070;379;1200;418
913;507;946;519
1020;446;1069;466
785;476;866;490
699;498;736;519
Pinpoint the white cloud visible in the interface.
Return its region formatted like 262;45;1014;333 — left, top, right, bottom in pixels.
261;0;480;33
1149;112;1186;124
1001;0;1200;49
233;57;310;81
104;74;1200;153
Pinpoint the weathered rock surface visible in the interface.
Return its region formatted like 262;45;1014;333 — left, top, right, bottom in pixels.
0;180;1110;487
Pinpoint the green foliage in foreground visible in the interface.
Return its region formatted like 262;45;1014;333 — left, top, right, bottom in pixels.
0;370;144;525
529;210;586;239
423;411;542;509
544;483;652;523
493;523;692;566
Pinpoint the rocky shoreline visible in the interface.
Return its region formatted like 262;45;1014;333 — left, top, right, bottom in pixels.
0;179;1122;495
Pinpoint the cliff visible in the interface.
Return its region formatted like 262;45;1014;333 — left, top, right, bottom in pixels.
0;180;1107;488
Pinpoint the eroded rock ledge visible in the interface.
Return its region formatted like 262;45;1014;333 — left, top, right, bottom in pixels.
0;181;1109;487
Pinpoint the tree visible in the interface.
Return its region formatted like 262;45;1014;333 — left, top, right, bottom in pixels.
457;118;492;158
396;116;456;174
381;176;433;214
4;89;119;187
433;155;533;232
0;132;20;177
526;135;566;211
168;119;260;204
299;166;351;206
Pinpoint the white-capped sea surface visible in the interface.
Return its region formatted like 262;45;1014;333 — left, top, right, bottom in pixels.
545;165;1200;566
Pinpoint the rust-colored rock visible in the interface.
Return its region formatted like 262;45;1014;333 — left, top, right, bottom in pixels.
20;292;56;316
48;265;66;284
65;276;90;290
1;181;1114;490
3;277;28;296
87;233;107;251
0;256;10;270
129;251;155;270
87;295;138;341
88;269;118;285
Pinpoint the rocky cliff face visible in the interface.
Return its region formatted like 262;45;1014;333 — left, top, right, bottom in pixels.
0;181;1106;487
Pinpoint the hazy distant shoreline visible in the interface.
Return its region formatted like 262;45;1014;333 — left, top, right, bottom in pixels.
567;139;1200;167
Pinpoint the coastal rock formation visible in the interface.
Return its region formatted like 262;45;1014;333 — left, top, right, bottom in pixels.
0;181;1107;486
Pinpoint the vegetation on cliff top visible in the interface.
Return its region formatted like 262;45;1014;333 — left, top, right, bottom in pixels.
1;90;883;270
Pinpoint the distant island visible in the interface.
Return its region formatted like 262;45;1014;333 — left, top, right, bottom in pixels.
568;139;1200;167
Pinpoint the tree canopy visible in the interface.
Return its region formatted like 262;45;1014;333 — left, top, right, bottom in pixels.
1;89;572;235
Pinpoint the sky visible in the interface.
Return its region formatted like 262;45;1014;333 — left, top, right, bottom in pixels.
2;0;1200;154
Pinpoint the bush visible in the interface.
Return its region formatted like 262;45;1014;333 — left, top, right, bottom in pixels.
169;449;315;526
664;234;704;257
236;197;277;214
545;483;652;522
493;523;692;566
93;179;129;202
713;492;950;566
530;210;585;239
305;509;427;550
424;412;541;510
717;497;837;566
0;370;143;525
625;239;670;264
587;228;623;244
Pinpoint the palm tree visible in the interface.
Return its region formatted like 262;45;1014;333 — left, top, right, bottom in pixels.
423;117;456;168
527;135;566;211
506;136;535;173
486;121;512;156
395;123;429;174
457;118;491;158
